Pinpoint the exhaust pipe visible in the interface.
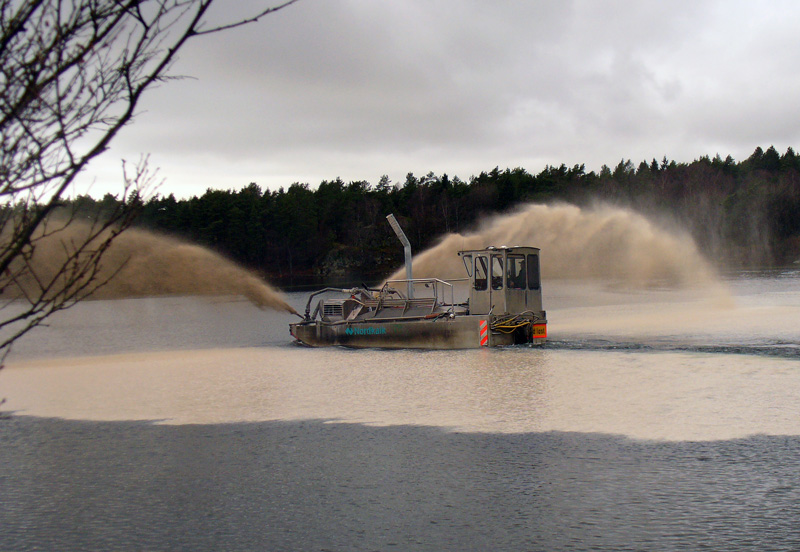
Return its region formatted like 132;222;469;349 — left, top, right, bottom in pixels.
386;214;414;299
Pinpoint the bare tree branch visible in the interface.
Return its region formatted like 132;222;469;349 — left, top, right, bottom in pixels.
192;0;299;36
0;0;298;359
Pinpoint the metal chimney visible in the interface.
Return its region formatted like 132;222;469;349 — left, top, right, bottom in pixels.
386;214;414;298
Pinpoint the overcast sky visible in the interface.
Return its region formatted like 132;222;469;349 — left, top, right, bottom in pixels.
78;0;800;199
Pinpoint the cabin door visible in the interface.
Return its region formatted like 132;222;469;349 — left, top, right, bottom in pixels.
470;255;491;314
526;253;543;311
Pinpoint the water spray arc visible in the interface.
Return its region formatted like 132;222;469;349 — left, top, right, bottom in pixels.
2;223;297;314
390;203;719;288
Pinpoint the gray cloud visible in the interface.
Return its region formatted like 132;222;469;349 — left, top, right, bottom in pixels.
79;0;800;198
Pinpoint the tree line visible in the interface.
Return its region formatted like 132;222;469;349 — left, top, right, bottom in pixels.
65;146;800;288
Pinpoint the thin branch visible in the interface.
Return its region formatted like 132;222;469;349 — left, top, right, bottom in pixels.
0;0;300;356
192;0;299;35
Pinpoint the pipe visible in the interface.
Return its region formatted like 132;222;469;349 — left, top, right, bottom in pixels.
386;214;414;299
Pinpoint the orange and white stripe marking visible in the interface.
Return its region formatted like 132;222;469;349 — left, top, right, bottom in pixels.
479;319;489;347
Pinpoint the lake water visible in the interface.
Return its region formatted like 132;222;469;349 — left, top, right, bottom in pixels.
1;269;800;551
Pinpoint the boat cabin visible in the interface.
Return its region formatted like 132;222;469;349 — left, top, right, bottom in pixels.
458;246;542;315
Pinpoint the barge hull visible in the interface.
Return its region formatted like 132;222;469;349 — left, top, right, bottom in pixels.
290;315;546;349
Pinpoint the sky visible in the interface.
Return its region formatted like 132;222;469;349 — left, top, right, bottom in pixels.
77;0;800;199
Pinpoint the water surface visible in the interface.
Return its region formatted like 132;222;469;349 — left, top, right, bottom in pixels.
2;270;799;550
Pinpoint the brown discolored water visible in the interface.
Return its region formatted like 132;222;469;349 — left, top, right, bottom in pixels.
3;270;799;437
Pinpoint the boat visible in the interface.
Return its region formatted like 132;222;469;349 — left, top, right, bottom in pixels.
289;215;547;349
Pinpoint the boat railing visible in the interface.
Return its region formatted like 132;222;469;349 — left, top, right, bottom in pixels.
302;278;469;322
381;277;467;315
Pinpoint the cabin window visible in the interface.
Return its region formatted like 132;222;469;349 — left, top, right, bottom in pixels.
491;255;503;290
474;256;488;290
462;254;473;277
527;253;541;290
506;255;526;289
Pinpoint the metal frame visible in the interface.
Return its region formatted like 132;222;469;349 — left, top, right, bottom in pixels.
382;277;467;315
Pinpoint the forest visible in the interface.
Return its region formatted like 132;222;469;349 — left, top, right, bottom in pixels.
66;145;800;288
